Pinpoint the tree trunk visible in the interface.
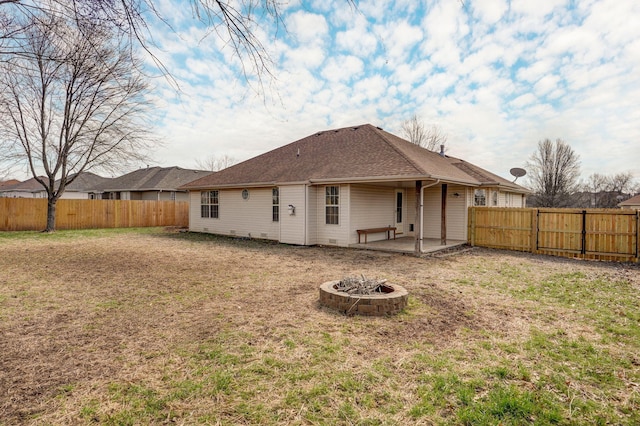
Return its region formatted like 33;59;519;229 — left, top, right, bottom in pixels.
45;196;57;232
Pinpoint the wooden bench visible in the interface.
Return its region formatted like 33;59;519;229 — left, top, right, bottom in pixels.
356;226;397;244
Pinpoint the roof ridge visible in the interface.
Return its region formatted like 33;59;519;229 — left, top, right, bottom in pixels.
372;126;428;175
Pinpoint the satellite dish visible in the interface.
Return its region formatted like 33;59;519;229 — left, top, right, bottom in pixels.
510;167;526;182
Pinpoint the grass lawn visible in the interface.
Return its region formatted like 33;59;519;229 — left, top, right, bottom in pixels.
0;227;639;425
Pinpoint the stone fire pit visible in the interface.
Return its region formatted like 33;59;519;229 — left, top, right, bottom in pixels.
319;276;408;316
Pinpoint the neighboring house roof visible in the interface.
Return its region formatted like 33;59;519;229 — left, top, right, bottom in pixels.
0;173;109;195
182;124;530;193
618;194;640;208
0;179;20;189
0;176;47;193
58;172;110;192
96;166;214;192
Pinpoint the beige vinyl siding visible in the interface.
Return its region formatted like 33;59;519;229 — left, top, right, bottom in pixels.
423;186;441;239
306;185;318;245
445;185;467;240
349;184;395;244
280;185;306;245
423;184;468;241
141;192;158;201
189;188;279;240
175;192;189;202
406;188;417;236
316;184;349;246
59;192;89;200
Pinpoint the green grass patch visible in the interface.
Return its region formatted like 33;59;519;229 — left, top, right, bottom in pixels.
0;226;162;241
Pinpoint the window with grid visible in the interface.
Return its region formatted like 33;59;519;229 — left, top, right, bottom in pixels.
474;189;486;206
272;188;279;222
325;186;339;225
200;190;219;218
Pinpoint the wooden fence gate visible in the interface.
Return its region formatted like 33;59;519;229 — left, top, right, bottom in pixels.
468;207;639;263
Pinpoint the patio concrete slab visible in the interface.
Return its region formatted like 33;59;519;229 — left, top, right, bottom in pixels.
350;236;467;255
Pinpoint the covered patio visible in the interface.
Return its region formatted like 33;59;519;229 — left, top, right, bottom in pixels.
350;236;467;255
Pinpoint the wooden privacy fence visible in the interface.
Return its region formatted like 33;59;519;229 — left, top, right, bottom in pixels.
0;198;189;231
468;207;639;263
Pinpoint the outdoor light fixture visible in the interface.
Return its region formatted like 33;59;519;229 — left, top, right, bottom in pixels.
288;204;295;215
452;192;460;197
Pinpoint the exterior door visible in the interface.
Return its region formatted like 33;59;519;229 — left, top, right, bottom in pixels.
395;189;404;234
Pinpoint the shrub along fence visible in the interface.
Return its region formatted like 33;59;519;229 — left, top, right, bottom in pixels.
468;207;639;263
0;198;189;231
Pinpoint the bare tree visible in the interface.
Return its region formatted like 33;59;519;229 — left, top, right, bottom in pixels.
400;115;448;152
526;138;581;207
581;172;636;208
582;173;609;208
0;9;153;231
195;154;237;171
1;0;294;92
603;172;635;208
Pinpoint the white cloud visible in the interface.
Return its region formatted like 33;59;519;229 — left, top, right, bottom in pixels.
286;11;329;45
472;0;508;25
510;0;568;19
516;60;554;83
284;46;326;70
510;93;537;108
352;75;389;103
533;74;560;96
377;20;423;62
335;16;379;57
321;56;364;82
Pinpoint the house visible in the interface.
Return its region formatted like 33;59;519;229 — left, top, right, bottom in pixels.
56;172;110;199
618;194;640;210
0;177;47;198
180;124;529;252
95;166;214;202
0;173;109;199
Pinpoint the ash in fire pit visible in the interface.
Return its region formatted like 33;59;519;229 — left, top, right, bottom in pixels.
334;275;393;295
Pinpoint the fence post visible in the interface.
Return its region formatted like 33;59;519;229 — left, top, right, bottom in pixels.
530;209;538;254
469;207;476;246
581;210;587;258
636;210;639;262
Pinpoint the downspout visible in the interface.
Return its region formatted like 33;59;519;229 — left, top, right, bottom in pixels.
419;179;440;253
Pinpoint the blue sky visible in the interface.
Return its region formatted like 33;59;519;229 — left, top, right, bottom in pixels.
146;0;639;184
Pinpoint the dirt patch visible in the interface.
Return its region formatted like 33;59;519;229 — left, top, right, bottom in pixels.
0;230;638;423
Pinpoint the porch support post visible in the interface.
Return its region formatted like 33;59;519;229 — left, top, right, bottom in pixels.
441;183;447;245
414;180;422;254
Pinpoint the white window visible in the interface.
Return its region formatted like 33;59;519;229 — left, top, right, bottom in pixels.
474;189;486;206
492;190;498;206
201;190;219;218
325;186;339;225
272;188;279;222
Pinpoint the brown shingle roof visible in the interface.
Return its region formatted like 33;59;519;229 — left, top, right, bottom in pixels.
57;172;109;191
0;179;20;189
96;167;214;192
0;177;46;192
182;124;529;192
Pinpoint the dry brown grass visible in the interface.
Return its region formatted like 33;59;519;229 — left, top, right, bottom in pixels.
1;228;639;425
